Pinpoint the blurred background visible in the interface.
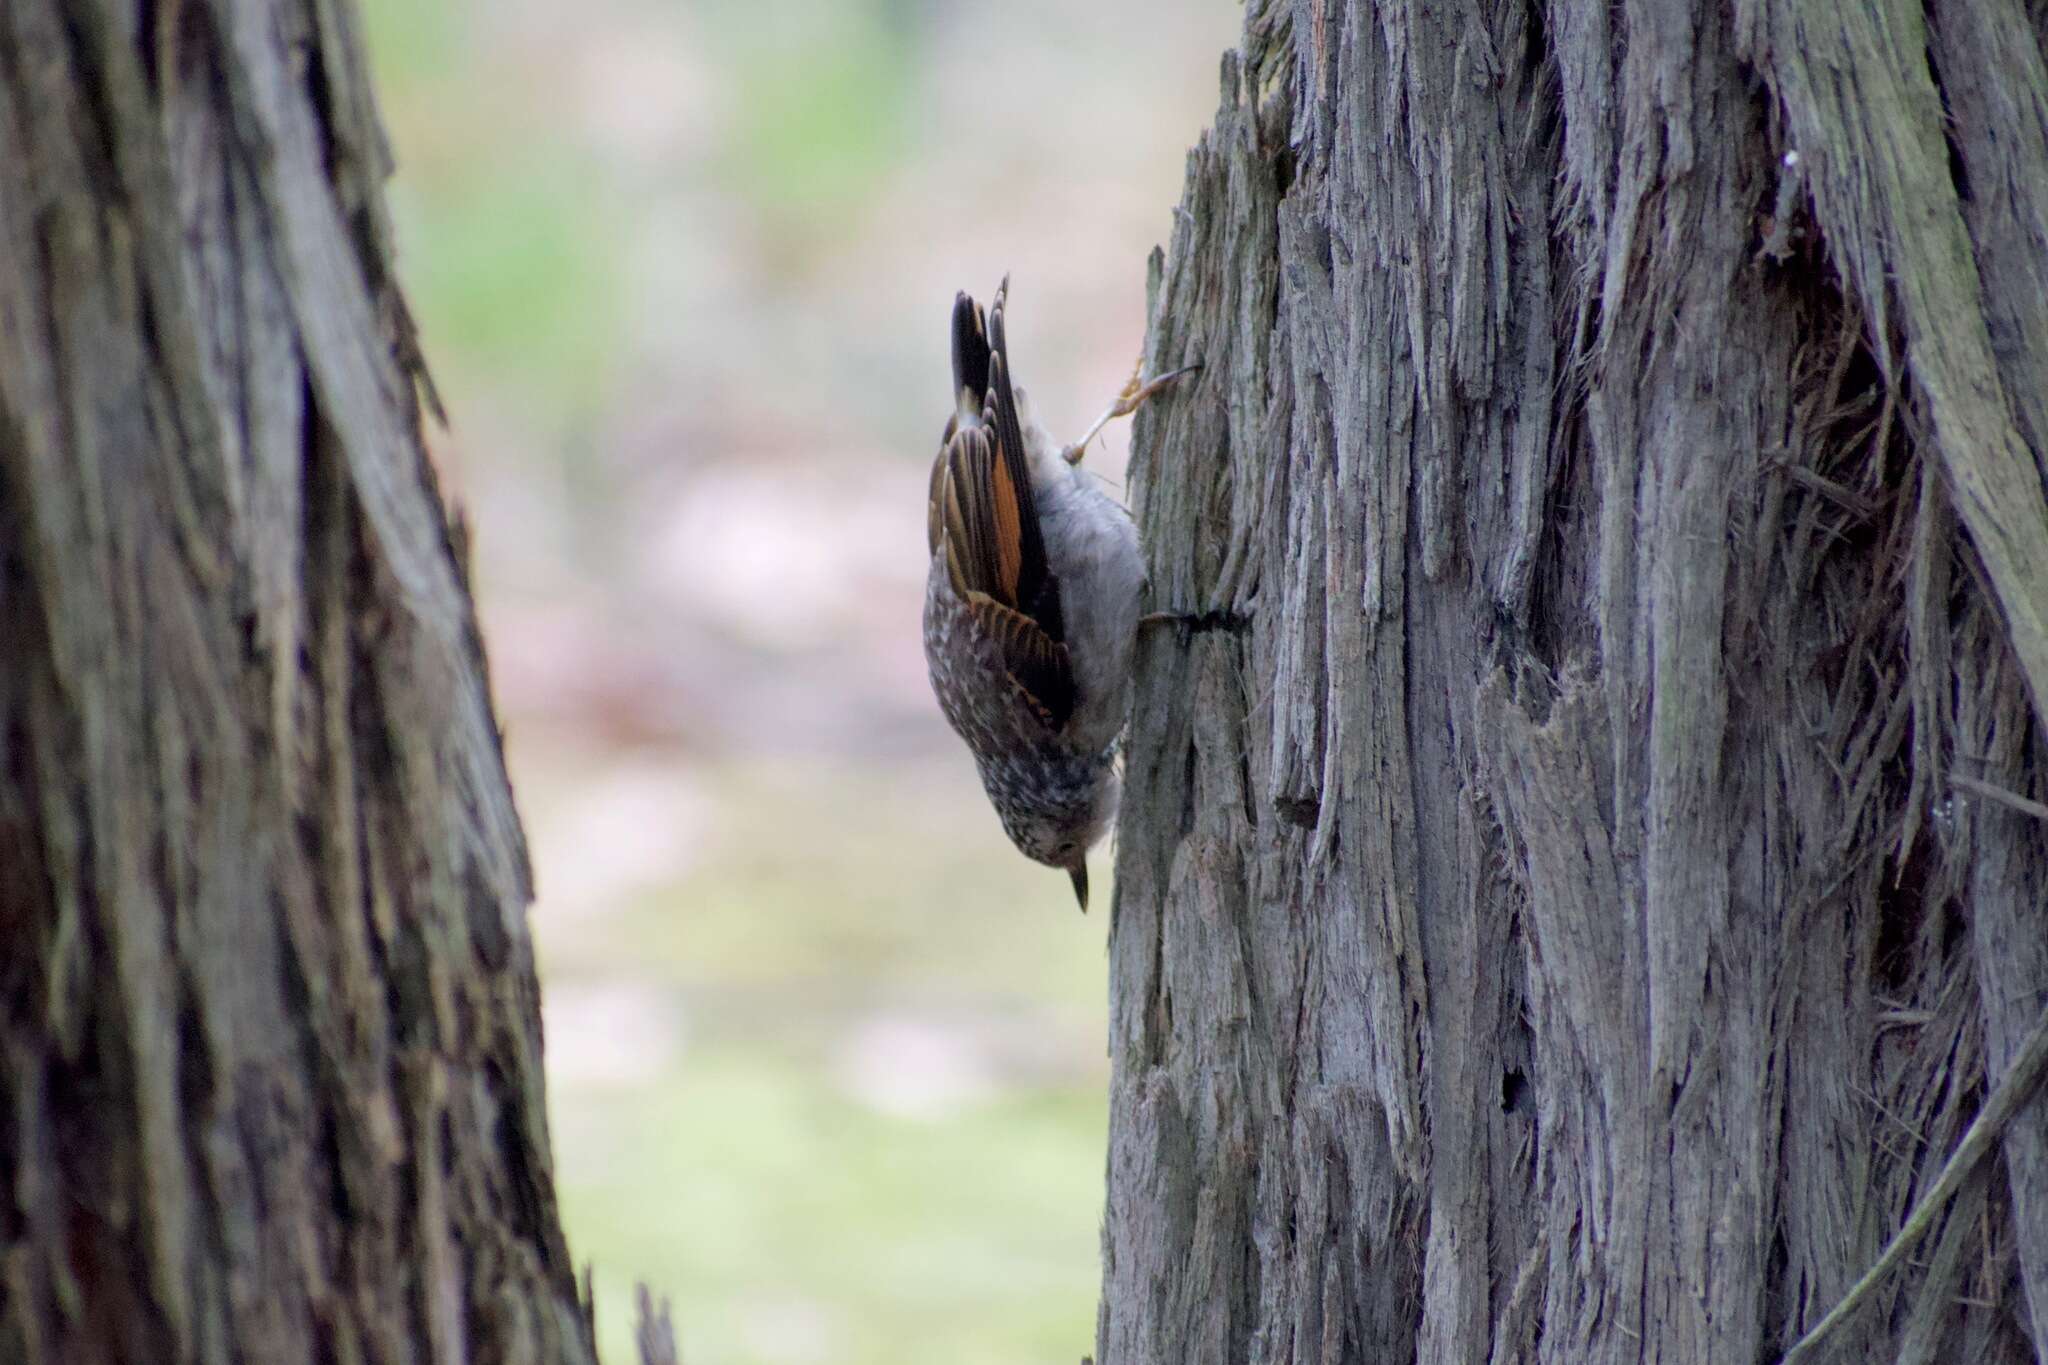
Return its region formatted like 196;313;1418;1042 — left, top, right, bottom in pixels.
358;1;1238;1361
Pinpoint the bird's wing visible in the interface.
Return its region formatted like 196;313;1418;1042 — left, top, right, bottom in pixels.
926;284;1075;728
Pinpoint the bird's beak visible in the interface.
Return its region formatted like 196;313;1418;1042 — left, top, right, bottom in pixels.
1068;863;1089;914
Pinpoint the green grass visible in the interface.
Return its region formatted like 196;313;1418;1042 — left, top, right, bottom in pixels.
559;1048;1104;1365
534;758;1113;1363
709;0;916;240
363;0;628;429
395;155;624;409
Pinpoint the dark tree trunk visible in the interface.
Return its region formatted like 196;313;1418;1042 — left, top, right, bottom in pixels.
0;3;594;1361
1106;0;2048;1361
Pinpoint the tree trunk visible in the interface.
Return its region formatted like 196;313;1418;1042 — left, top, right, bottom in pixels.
1107;0;2048;1360
0;3;594;1361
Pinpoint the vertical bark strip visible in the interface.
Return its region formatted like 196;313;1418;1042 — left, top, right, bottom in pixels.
0;2;593;1361
1108;0;2048;1360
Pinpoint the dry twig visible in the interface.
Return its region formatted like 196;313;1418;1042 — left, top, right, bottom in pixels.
1781;1002;2048;1363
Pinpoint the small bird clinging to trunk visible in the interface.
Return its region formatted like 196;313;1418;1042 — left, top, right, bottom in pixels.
922;278;1197;911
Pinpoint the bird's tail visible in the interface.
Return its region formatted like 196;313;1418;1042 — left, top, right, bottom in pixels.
951;290;992;411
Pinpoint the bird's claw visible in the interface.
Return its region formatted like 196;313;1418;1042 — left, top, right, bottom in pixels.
1062;358;1204;464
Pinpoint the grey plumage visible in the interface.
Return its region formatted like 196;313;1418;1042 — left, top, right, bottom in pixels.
922;280;1152;911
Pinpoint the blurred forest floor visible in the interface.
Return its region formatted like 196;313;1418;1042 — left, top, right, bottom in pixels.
361;1;1236;1360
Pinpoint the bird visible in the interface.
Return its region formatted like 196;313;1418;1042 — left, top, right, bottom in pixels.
922;278;1197;911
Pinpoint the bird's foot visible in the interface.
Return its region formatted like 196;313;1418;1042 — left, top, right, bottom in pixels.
1138;608;1251;647
1061;358;1203;464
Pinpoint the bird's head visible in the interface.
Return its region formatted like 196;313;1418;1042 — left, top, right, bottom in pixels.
998;767;1119;912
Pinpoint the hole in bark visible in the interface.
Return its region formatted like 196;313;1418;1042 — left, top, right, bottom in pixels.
1522;0;1548;77
1760;1223;1792;1357
1937;894;1967;963
303;20;340;185
1767;266;1913;650
1923;46;1973;205
313;1315;343;1365
1875;830;1934;993
1500;1066;1528;1113
1275;792;1321;828
175;972;214;1117
463;859;512;972
172;1;219;110
488;1058;549;1246
51;8;119;191
1239;748;1259;831
1943;136;1971;206
137;0;160;96
0;553;47;1017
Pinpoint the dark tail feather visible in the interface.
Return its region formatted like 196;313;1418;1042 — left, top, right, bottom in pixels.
951;291;991;402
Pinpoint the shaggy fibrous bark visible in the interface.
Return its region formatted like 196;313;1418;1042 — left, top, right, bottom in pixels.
1107;0;2048;1360
0;3;594;1360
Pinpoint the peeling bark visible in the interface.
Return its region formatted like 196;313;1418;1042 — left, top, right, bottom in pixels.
0;3;593;1361
1107;0;2048;1360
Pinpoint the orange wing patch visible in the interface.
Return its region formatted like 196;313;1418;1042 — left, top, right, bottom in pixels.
988;452;1024;602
